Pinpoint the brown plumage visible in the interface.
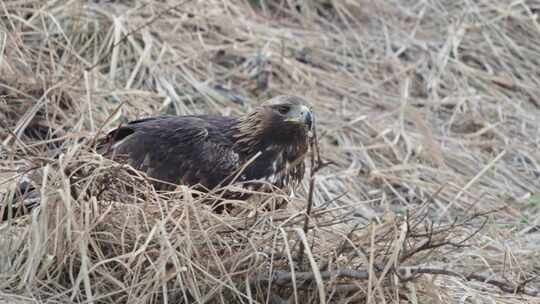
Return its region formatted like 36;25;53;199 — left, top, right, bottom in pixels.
1;95;312;220
97;95;313;199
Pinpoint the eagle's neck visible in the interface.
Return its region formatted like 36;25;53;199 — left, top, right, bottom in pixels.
230;111;268;155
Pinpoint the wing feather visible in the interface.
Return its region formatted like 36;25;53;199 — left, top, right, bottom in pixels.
102;116;239;190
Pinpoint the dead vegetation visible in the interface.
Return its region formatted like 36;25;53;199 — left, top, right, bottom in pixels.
0;0;540;303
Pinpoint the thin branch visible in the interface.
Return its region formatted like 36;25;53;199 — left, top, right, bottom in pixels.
297;116;333;267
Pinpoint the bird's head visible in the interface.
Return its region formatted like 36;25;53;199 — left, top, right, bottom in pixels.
234;95;313;154
261;95;313;130
257;95;313;143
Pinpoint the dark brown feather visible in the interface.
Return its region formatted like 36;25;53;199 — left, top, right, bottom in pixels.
97;95;312;199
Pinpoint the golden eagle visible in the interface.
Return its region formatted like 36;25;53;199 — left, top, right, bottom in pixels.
1;95;312;219
97;95;313;198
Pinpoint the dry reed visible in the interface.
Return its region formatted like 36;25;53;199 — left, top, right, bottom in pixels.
1;0;539;303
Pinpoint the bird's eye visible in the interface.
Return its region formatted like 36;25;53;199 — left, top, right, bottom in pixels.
277;105;290;115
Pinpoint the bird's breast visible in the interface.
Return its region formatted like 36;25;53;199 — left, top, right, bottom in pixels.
238;147;292;186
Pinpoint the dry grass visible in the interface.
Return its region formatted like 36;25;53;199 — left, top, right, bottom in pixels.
1;0;540;303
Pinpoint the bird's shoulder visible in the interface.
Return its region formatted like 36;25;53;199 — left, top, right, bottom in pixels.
98;114;243;188
103;114;237;146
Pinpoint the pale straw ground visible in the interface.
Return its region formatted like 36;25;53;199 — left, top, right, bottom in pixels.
0;0;539;303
